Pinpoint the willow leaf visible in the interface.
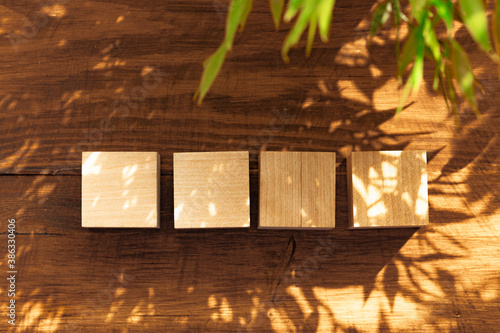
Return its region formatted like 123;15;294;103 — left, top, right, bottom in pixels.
270;0;285;29
494;0;500;78
196;0;253;104
282;1;315;62
432;0;453;31
451;40;480;116
317;0;335;42
411;30;425;94
306;12;318;57
397;21;425;113
284;0;304;22
194;46;228;105
239;0;253;32
423;16;441;65
370;1;392;37
459;0;491;52
410;0;428;23
398;27;417;81
225;0;253;47
393;0;403;60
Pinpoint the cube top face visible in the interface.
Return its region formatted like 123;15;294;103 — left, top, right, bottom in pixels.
347;150;428;229
173;151;250;229
82;152;160;228
259;152;336;229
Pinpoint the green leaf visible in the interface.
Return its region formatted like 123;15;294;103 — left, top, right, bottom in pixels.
459;0;491;52
410;0;428;23
194;45;228;105
451;40;480;116
437;68;450;110
370;1;393;37
317;0;335;42
269;0;285;29
239;0;253;32
281;0;316;62
392;0;403;59
422;16;441;64
398;26;417;80
397;20;425;113
195;0;253;104
224;0;253;47
494;0;500;78
432;0;453;31
284;0;304;22
393;0;409;23
281;0;336;61
306;12;318;57
411;32;425;93
433;64;440;91
443;42;459;125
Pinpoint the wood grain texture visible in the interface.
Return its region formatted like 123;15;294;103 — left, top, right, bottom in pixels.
0;0;499;331
301;152;336;228
82;152;160;228
347;150;428;229
173;151;249;228
259;152;335;229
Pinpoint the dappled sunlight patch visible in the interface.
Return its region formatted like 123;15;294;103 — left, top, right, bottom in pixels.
313;285;424;331
338;80;371;105
286;286;313;318
0;139;39;171
335;38;369;67
37;307;64;332
208;295;233;323
127;301;145;323
92;40;126;71
62;90;83;109
21;301;43;327
268;307;296;333
105;299;125;323
41;4;66;18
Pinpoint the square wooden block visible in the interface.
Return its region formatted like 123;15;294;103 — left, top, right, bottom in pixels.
347;150;428;229
259;152;336;229
174;151;250;228
82;152;160;228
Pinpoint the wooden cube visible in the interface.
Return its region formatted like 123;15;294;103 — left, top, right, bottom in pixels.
259;152;336;229
173;151;250;228
82;152;160;228
347;150;428;229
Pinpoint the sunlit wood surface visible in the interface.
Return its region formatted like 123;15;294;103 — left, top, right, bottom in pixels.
0;0;499;331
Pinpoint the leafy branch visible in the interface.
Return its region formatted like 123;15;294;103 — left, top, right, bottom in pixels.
195;0;500;122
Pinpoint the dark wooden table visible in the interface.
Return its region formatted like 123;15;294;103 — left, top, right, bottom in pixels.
1;0;499;331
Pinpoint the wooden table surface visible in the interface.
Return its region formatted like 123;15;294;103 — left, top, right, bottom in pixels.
0;0;499;332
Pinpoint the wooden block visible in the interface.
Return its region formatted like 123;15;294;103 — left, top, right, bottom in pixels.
259;152;336;229
173;151;250;228
82;152;160;228
347;150;429;229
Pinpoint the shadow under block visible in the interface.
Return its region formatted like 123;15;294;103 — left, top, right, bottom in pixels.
173;151;250;228
259;152;336;229
81;152;160;228
347;150;429;229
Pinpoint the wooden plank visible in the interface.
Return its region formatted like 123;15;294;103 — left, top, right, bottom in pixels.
82;152;160;228
347;150;428;229
259;152;335;229
173;151;249;228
